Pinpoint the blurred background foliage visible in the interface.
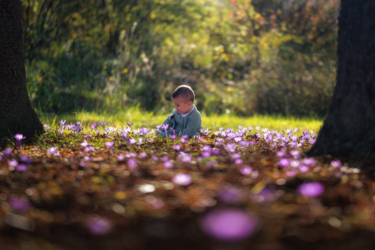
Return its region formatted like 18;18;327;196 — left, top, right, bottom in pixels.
24;0;339;117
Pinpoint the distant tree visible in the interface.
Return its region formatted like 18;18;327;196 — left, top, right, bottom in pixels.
0;0;43;141
308;0;375;156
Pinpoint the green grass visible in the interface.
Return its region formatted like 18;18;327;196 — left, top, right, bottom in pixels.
38;107;323;134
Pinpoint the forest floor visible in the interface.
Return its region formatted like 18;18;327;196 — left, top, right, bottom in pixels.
1;115;375;250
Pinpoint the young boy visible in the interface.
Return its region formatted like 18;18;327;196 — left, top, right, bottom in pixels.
156;85;202;138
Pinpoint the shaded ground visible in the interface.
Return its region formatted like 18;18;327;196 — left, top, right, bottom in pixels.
0;124;375;250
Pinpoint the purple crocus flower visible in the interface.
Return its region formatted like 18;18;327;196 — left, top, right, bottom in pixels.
161;124;169;132
217;186;242;204
251;187;278;203
90;123;97;130
9;198;31;212
47;147;57;155
117;155;125;161
297;182;324;197
3;148;12;156
87;217;111;235
59;120;66;127
224;144;236;153
81;140;89;147
299;165;309;173
331;160;342;168
127;159;138;169
164;161;174;168
127;121;133;127
290;150;300;159
172;173;192;186
139;152;147;158
179;153;192;163
8;159;18;167
290;160;300;168
20;156;32;164
240;166;252;175
201;151;211;158
161;156;169;162
105;141;114;148
170;135;177;140
99;122;108;128
234;159;243;165
14;134;26;141
212;149;221;155
279;158;290;168
200;209;259;241
16;164;27;172
128;138;137;144
302;158;315;166
58;129;65;135
151;156;158;161
173;144;182;151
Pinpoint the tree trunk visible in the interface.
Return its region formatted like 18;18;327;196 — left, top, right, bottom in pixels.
308;0;375;157
0;0;44;141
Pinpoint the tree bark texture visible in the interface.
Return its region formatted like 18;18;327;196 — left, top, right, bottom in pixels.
0;0;43;140
308;0;375;157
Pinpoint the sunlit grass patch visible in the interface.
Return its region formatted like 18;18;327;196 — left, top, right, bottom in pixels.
39;109;322;134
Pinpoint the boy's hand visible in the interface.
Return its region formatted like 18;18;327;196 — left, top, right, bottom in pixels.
155;130;160;135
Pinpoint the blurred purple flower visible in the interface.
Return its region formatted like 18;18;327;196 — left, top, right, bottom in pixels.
302;158;315;166
81;140;89;147
201;151;211;158
161;124;169;132
16;164;27;172
172;173;192;186
139;152;147;158
201;145;211;151
331;160;342;168
84;146;93;153
20;156;32;164
240;166;252;175
58;129;65;135
161;156;169;162
127;121;133;127
90;123;97;130
8;159;18;167
164;161;174;168
87;217;111;235
117;155;125;161
105;141;114;148
99;122;108;127
151;156;158;161
224;143;236;153
276;150;285;158
217;186;242;204
234;159;243;165
297;182;324;197
14;134;26;141
279;158;290;168
299;165;309;173
251;187;277;203
179;152;192;163
290;160;300;168
127;159;138;169
231;153;241;159
47;147;57;155
173;144;181;151
3;148;12;156
290;150;300;159
212;149;221;155
59;120;66;127
128;138;137;144
200;209;259;241
9;198;31;212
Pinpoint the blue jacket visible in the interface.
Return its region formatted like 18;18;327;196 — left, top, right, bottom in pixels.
157;105;202;138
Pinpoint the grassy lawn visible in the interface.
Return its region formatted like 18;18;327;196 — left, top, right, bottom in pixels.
38;108;323;134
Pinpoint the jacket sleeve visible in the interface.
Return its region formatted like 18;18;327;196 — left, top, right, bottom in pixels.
181;113;202;138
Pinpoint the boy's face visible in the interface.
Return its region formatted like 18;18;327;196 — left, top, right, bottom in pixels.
172;95;193;114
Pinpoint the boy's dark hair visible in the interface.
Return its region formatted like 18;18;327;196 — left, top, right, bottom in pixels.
172;85;195;103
